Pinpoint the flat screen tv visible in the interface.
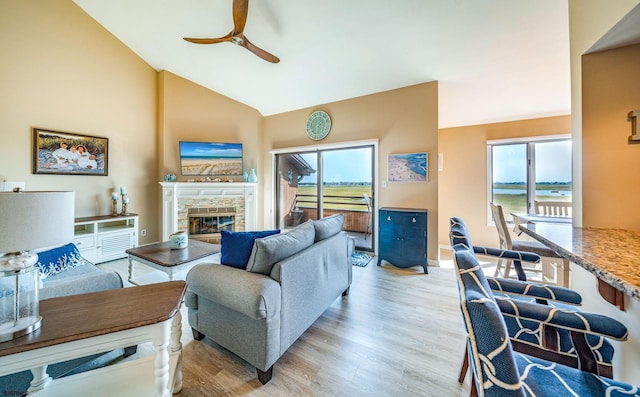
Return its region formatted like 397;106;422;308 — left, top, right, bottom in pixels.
179;141;243;177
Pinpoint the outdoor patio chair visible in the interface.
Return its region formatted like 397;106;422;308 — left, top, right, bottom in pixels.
363;193;373;240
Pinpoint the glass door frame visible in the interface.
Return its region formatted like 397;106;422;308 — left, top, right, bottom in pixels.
269;139;379;253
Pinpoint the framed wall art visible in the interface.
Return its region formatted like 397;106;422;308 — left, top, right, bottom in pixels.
32;128;108;176
388;152;427;182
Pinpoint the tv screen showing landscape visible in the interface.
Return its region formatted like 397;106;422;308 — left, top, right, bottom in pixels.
179;141;243;177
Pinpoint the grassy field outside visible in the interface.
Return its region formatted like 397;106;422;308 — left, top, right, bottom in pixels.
296;184;372;211
293;183;571;216
494;182;572;192
493;182;572;215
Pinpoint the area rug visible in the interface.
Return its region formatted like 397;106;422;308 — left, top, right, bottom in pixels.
351;252;373;267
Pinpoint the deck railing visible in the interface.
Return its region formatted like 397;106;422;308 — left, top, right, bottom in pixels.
286;194;371;233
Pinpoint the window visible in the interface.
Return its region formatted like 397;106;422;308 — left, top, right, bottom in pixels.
273;143;376;251
488;136;572;217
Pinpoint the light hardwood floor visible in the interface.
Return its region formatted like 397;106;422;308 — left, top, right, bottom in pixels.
99;255;471;396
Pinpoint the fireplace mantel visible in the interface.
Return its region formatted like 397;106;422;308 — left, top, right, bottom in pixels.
160;182;257;241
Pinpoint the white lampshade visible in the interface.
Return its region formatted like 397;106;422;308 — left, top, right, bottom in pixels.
0;191;75;254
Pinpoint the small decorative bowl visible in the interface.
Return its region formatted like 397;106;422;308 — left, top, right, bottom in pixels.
169;231;188;249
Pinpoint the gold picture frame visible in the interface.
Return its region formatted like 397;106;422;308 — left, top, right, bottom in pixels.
32;128;109;176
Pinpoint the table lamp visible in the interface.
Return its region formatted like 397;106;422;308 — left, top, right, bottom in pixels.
0;190;74;342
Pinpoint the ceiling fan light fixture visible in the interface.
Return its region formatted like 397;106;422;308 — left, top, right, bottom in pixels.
183;0;279;63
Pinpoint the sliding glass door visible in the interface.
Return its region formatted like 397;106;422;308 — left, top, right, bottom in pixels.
275;145;374;251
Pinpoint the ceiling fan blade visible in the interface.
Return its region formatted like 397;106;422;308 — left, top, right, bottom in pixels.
242;35;280;63
232;0;249;35
183;32;233;44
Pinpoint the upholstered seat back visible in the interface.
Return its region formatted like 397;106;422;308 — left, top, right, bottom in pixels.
453;244;639;397
449;217;473;248
453;244;525;396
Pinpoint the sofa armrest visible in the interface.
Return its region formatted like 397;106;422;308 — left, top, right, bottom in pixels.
40;262;123;300
185;263;281;320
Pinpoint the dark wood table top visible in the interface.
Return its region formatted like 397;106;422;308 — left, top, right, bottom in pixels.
126;239;221;267
0;281;186;357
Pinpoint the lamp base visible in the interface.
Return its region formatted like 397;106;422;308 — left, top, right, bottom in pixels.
0;315;42;343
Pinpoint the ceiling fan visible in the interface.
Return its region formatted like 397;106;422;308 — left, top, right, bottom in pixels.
183;0;280;63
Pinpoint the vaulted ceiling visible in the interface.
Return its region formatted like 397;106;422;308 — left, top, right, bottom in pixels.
73;0;572;128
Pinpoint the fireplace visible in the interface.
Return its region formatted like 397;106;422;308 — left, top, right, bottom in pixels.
188;207;236;243
160;182;258;243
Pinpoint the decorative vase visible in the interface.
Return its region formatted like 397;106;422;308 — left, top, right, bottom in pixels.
243;171;248;182
169;231;188;249
248;168;257;183
164;173;176;182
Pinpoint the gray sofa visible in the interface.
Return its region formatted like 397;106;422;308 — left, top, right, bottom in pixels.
185;214;353;384
36;242;124;300
40;258;123;300
1;243;128;395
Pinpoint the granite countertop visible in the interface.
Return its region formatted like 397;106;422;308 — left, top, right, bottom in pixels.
519;223;640;301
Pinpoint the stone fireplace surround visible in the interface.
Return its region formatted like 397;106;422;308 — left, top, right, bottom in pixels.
160;182;257;242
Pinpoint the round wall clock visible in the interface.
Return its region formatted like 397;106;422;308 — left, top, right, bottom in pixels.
305;110;332;140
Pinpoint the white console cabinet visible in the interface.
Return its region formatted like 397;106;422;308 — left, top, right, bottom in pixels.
73;214;139;264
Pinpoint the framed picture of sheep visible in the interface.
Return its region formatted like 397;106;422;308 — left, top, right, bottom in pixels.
32;127;109;176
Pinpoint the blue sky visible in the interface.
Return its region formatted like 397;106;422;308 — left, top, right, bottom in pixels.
300;147;372;183
493;140;572;183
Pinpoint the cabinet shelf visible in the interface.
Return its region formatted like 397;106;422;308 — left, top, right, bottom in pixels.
73;214;138;264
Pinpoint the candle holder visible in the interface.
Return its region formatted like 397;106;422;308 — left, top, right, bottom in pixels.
120;194;129;216
112;198;119;216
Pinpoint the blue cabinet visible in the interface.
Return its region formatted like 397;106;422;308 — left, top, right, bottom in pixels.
377;207;428;273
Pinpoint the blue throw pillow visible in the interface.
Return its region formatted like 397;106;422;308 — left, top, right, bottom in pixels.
35;242;84;279
221;230;280;269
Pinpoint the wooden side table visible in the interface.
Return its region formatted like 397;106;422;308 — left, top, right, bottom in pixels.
126;239;220;285
0;281;186;397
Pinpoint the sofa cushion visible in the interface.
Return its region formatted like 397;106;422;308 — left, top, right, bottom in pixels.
313;214;344;242
35;242;84;279
220;229;280;269
246;221;316;275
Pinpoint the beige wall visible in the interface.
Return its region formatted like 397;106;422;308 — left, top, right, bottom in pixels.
157;71;264;233
158;71;263;182
438;116;571;248
568;0;640;226
568;1;640;384
263;82;439;261
0;0;158;244
582;43;640;231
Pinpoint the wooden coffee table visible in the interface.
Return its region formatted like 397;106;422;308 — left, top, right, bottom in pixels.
126;239;220;285
0;281;186;397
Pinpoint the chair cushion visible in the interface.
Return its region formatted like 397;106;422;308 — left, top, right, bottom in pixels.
516;353;640;396
220;230;280;269
246;221;315;275
35;242;84;279
313;214;344;242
